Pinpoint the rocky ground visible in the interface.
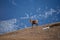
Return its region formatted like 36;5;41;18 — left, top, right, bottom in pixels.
0;22;60;40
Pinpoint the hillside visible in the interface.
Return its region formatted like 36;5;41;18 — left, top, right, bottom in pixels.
0;22;60;40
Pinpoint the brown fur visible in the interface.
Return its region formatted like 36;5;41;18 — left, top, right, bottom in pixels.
30;19;38;28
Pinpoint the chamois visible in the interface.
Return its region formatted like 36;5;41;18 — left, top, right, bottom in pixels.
30;19;38;28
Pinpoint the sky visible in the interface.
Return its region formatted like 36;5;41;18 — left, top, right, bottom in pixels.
0;0;60;34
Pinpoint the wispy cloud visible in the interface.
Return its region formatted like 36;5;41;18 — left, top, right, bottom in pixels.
30;15;38;19
12;0;16;6
20;8;60;20
9;0;17;6
36;8;41;12
20;13;29;19
0;19;18;34
57;9;60;14
20;23;27;29
36;8;60;19
20;14;38;20
44;8;56;18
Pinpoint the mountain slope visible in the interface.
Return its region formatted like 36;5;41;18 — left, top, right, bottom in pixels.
0;22;60;40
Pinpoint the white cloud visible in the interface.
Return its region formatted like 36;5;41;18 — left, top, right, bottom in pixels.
9;0;17;6
20;8;60;21
30;16;34;19
36;8;41;12
0;19;18;34
20;17;29;19
57;9;60;14
20;13;29;19
35;8;59;19
12;0;16;5
58;9;60;12
49;8;56;14
24;25;27;28
20;12;38;19
39;14;42;17
25;13;29;18
20;23;27;29
30;15;38;19
44;8;56;18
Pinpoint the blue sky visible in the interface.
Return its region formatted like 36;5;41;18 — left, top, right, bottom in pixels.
0;0;60;34
0;0;60;20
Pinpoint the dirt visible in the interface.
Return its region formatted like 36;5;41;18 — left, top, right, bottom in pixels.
0;22;60;40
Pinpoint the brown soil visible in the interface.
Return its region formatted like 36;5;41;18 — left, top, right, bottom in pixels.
0;22;60;40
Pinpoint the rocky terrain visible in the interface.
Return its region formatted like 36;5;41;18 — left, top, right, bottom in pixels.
0;22;60;40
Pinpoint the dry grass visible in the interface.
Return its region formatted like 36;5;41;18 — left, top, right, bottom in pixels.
0;22;60;40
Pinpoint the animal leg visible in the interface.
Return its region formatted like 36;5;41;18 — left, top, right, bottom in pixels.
32;24;33;28
36;23;38;26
